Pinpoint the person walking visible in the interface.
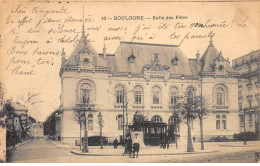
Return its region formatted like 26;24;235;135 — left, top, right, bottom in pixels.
132;134;140;158
165;135;169;149
113;138;119;149
193;136;196;143
126;136;133;158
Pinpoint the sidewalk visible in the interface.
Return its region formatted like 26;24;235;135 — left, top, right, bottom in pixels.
48;139;260;157
6;139;33;151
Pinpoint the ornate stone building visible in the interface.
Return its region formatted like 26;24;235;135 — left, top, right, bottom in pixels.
59;26;240;144
232;50;260;138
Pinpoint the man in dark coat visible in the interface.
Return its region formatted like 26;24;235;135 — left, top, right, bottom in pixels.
113;138;119;149
126;136;133;158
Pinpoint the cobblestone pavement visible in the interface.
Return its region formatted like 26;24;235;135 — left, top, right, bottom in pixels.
7;138;260;163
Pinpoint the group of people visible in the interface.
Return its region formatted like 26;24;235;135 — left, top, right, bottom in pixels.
125;134;140;158
114;134;139;158
160;134;170;149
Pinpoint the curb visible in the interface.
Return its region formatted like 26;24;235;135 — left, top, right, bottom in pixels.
70;150;219;156
47;139;64;149
7;139;33;151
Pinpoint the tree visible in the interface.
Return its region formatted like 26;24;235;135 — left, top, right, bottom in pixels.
175;87;200;152
73;109;82;150
132;111;148;131
194;96;209;150
169;105;181;149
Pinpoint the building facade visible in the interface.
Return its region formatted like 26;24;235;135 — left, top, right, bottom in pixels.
232;50;260;138
59;27;240;144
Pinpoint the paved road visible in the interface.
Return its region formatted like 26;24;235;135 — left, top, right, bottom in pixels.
7;138;260;163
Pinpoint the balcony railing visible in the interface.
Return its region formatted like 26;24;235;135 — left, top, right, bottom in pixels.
212;105;229;110
151;105;163;109
133;105;145;109
76;103;95;110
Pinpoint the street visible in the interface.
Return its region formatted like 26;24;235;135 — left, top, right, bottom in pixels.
7;138;260;163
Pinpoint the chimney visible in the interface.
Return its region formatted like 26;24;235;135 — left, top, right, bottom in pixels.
61;48;66;63
103;43;106;60
196;50;200;63
227;57;230;63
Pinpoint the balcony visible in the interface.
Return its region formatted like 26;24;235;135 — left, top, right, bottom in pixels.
212;105;229;110
76;103;95;110
151;105;163;109
133;105;145;109
114;104;125;109
238;84;243;90
238;96;243;101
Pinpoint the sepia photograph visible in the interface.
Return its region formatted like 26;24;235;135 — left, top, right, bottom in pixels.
0;0;259;163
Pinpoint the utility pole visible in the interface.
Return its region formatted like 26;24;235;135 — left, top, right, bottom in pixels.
200;78;204;150
243;107;247;145
82;89;89;152
98;112;103;149
122;89;125;145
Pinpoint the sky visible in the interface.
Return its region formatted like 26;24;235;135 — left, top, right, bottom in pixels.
0;1;259;122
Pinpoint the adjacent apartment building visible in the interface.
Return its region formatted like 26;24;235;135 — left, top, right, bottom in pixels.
232;50;260;138
58;24;240;144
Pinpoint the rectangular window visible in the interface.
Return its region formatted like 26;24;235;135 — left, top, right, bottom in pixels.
216;120;220;130
217;93;223;105
88;120;93;130
249;114;253;127
222;120;226;129
118;119;123;130
117;91;123;104
170;93;177;105
153;91;160;104
135;91;142;104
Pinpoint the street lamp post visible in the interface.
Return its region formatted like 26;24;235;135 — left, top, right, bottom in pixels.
98;112;103;149
243;108;247;145
81;89;89;153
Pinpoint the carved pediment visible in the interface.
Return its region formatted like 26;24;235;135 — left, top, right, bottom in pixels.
143;53;170;81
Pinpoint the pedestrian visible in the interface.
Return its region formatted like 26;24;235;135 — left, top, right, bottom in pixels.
126;136;133;158
113;138;119;149
193;136;196;143
165;135;169;149
132;134;140;158
160;133;164;148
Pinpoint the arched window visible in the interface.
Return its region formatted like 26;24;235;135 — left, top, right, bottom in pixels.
83;58;90;65
117;115;123;130
134;85;144;105
169;87;179;105
168;116;174;124
152;86;161;105
187;86;196;101
151;115;162;122
216;87;225;105
115;85;125;104
239;114;244;127
80;83;93;103
168;116;180;131
216;115;220;130
222;115;226;130
88;114;93;130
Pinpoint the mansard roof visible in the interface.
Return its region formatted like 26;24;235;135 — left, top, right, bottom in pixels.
106;41;193;75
